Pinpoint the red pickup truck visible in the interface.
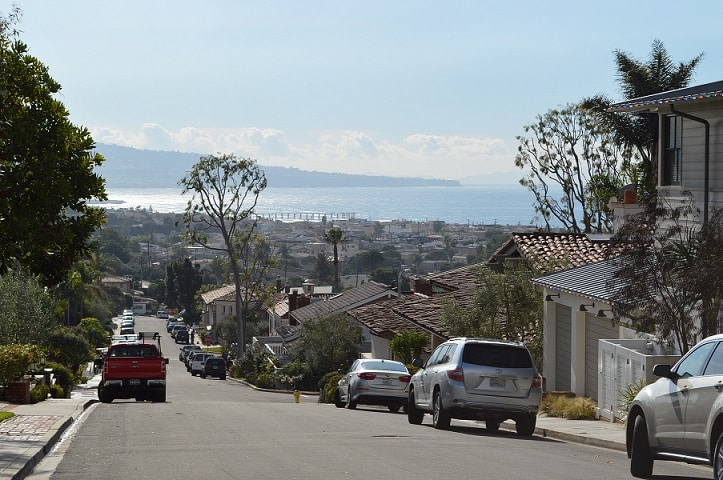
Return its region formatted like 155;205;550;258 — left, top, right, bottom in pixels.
96;332;169;403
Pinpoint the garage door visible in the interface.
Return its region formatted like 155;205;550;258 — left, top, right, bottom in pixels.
554;305;572;391
584;315;618;400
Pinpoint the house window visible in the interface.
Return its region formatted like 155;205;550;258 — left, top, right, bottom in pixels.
662;115;682;186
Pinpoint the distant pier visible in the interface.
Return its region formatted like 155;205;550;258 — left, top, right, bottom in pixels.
255;212;358;222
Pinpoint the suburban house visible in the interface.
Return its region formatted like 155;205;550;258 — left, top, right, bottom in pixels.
534;79;723;401
608;79;723;226
200;285;243;327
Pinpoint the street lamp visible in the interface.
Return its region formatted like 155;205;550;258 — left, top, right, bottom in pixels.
398;265;410;297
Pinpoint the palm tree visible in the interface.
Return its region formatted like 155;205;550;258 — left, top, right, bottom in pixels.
583;39;703;196
323;227;346;291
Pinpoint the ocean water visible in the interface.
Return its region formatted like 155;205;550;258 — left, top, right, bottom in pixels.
100;185;549;227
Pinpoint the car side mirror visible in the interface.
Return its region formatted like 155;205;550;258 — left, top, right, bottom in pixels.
653;364;674;379
412;358;425;368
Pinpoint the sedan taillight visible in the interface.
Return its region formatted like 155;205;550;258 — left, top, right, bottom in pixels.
357;372;376;380
447;368;464;381
399;375;411;383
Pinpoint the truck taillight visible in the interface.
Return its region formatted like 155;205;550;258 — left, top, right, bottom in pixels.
357;372;376;380
447;368;464;381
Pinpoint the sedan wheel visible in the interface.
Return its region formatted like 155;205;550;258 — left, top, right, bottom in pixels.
334;390;345;409
346;388;357;409
630;415;653;478
432;390;451;429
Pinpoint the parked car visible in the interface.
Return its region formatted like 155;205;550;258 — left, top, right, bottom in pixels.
174;329;189;344
407;337;542;435
170;324;187;338
179;345;202;362
119;325;135;336
201;357;227;380
156;310;169;319
334;359;411;412
627;334;723;479
189;352;215;376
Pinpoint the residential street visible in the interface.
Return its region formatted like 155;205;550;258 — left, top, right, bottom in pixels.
29;317;710;480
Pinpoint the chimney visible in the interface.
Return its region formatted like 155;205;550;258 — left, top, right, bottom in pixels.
276;275;282;293
289;291;298;311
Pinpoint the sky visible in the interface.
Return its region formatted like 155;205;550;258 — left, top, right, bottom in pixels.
4;1;723;182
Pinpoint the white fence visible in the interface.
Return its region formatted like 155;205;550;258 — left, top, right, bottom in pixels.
598;339;680;422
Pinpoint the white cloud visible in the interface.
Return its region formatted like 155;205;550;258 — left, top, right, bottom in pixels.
88;125;519;180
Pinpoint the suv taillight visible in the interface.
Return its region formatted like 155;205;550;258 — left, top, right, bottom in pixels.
531;373;542;389
447;368;464;381
357;372;376;380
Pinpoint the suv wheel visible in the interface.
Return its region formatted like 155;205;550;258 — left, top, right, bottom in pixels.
714;432;723;480
630;415;653;478
515;414;536;436
407;390;424;424
432;390;451;429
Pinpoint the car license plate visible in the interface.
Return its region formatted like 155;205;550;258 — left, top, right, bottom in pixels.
129;379;141;386
382;378;393;385
489;378;506;389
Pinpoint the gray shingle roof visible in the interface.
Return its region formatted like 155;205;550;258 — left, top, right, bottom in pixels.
531;257;630;304
288;281;395;324
608;80;723;113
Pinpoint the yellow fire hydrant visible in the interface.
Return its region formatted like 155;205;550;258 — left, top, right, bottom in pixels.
293;390;301;403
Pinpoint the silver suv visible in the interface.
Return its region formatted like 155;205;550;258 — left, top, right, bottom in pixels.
407;337;542;435
627;334;723;479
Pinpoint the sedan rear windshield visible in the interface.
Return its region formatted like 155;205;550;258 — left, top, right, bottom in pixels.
362;361;407;372
462;344;533;369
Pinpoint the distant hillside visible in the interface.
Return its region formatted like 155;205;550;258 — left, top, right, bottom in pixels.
94;144;460;188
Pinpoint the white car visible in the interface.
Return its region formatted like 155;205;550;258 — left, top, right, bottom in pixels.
627;333;723;479
335;359;411;412
189;352;215;376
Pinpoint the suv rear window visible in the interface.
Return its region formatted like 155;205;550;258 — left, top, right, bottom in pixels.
462;344;532;369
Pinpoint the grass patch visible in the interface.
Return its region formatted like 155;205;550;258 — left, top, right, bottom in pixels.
541;392;597;420
0;411;15;423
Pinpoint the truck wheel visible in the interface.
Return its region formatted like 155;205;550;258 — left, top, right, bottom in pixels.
98;385;113;404
152;388;166;403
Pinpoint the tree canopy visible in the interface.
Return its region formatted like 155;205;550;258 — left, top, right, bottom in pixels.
0;8;107;285
179;153;268;355
515;103;634;233
583;39;703;197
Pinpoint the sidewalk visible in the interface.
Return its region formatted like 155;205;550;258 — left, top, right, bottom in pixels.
0;377;99;480
0;377;627;480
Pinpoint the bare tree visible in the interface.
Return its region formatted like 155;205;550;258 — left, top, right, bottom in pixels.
515;103;635;233
179;154;267;357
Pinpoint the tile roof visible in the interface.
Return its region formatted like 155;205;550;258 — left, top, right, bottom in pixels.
288;281;396;324
488;232;612;274
200;285;237;304
608;80;723;113
423;263;486;293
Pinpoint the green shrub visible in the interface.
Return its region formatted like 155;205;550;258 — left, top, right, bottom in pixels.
46;362;75;397
619;378;646;421
255;372;275;389
49;384;65;398
29;384;49;404
541;393;596;420
319;372;343;403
